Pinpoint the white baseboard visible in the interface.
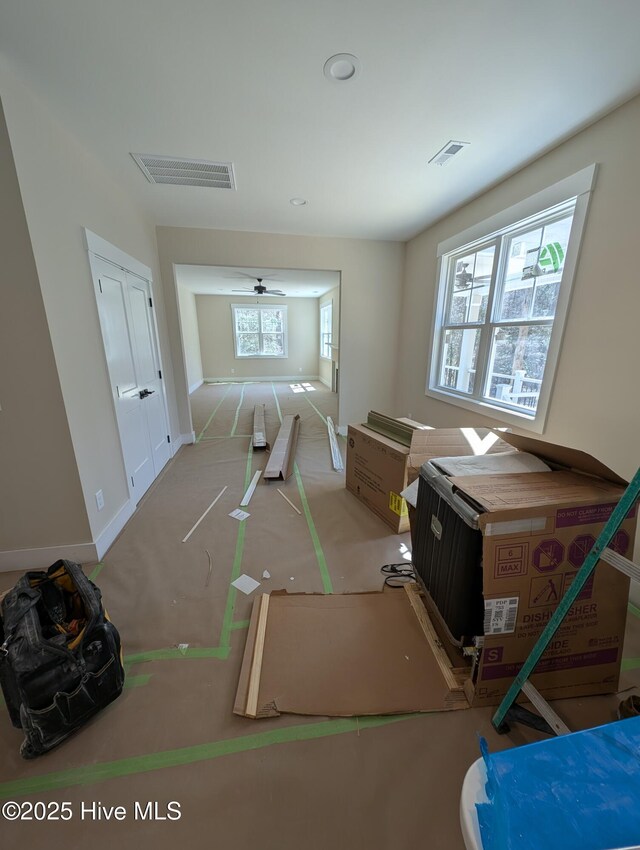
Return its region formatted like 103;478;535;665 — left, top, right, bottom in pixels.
0;542;98;574
94;498;136;560
205;375;320;383
318;376;332;389
189;379;204;394
171;432;195;455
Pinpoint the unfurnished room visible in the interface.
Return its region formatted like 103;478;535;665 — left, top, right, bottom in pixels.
1;3;640;849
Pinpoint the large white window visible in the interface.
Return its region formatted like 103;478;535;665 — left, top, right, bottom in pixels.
427;166;596;432
232;304;288;358
320;302;332;359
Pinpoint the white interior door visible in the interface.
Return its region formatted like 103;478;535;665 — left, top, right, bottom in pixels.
92;256;170;503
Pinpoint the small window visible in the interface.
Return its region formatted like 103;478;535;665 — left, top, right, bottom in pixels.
320;302;332;359
427;166;596;432
232;304;287;358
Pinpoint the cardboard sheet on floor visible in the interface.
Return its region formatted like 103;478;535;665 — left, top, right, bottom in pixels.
234;589;468;718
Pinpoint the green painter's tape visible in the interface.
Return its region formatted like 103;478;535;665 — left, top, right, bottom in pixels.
294;462;333;594
123;674;152;689
230;620;250;630
196;385;233;442
0;714;417;799
219;440;254;648
124;646;230;665
304;395;327;425
622;657;640;671
88;563;105;582
628;602;640;621
230;384;247;436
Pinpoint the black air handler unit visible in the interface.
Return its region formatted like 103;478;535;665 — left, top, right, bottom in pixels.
0;560;124;758
411;462;485;644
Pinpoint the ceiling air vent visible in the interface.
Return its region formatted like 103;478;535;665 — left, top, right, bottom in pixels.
131;153;236;189
428;140;470;166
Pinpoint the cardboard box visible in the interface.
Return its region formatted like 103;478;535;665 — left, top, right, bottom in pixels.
434;432;637;706
345;421;509;533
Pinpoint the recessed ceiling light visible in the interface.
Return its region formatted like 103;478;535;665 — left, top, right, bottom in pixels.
323;53;360;82
290;197;307;206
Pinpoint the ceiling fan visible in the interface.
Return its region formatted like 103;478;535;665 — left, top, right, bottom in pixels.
231;276;287;296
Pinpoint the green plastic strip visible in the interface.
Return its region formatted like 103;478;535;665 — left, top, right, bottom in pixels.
294;462;333;594
196;385;233;442
0;714;416;799
628;602;640;621
230;384;247;436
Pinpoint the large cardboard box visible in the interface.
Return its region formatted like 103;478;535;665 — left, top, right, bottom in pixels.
345;422;509;533
438;433;638;707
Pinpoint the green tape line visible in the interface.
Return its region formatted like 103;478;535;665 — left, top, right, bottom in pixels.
125;646;230;665
294;462;333;594
622;657;640;671
196;385;233;442
88;563;105;582
271;382;283;424
230;384;247;436
0;714;416;799
219;439;254;648
304;395;327;425
230;620;250;630
123;674;152;689
628;602;640;621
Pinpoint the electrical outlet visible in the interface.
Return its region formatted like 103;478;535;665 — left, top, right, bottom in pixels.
231;368;235;374
299;367;302;372
95;490;105;511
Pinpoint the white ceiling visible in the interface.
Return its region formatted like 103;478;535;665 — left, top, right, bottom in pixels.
176;265;339;298
2;1;640;241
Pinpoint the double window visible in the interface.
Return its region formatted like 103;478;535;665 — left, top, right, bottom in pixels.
427;167;595;432
320;302;332;359
232;304;287;358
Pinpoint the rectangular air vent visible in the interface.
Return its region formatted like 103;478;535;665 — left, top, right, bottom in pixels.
131;153;236;189
428;140;470;166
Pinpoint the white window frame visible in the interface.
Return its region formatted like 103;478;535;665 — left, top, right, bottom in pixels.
426;165;597;434
231;303;288;358
320;302;332;360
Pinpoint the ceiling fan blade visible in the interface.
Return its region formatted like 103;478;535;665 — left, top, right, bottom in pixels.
231;288;254;292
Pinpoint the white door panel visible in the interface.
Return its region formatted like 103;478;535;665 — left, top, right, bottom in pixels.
92;256;170;504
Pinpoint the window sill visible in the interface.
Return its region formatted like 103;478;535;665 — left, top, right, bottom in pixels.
235;354;288;360
425;385;546;434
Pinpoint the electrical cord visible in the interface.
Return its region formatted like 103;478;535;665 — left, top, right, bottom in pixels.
380;563;416;588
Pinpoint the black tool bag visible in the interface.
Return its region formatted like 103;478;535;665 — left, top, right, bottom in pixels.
0;560;124;758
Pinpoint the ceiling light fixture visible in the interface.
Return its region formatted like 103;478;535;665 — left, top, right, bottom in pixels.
290;197;307;206
323;53;360;82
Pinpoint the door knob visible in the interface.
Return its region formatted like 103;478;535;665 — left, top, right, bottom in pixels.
139;389;155;399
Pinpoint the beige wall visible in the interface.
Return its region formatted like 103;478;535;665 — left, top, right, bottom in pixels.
318;286;340;387
196;295;319;380
397;93;640;483
0;57;176;542
156;227;405;434
177;284;204;393
0;96;90;551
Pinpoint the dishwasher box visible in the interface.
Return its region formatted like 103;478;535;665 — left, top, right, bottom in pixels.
413;432;636;707
345;422;509;533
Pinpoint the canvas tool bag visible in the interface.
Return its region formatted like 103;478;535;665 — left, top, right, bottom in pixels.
0;559;124;758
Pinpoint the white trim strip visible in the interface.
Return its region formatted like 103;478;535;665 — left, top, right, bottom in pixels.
277;488;302;515
0;542;98;573
437;164;598;257
95;498;136;559
182;485;228;543
240;470;263;507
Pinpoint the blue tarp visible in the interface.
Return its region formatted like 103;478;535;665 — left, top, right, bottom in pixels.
477;716;640;850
